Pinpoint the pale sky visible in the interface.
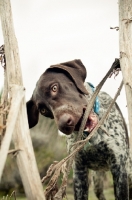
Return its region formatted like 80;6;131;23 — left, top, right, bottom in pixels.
0;0;128;123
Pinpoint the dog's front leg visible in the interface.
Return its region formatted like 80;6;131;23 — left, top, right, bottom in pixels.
73;160;89;200
111;163;129;200
93;171;106;200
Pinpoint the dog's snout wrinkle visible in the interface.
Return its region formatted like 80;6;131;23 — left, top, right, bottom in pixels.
54;105;83;116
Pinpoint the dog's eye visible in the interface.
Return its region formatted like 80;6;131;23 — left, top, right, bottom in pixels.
51;84;58;92
40;108;46;114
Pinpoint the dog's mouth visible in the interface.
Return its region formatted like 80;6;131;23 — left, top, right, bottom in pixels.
75;111;99;133
58;109;99;135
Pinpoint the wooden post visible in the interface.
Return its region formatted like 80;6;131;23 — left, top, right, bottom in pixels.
0;0;45;199
119;0;132;144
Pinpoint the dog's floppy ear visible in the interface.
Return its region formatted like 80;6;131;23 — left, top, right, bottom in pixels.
49;59;88;95
26;99;39;128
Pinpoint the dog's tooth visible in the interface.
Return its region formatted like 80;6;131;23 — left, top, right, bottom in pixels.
84;127;90;132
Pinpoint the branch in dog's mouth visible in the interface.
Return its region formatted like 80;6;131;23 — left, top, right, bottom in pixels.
74;111;99;134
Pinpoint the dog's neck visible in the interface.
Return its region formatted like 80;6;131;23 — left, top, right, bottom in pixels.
84;82;100;116
84;82;93;97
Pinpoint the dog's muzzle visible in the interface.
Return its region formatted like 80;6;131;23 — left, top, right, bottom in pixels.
58;113;76;135
57;111;99;135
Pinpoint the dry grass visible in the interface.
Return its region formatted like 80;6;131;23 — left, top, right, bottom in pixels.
1;188;114;200
0;171;114;200
65;188;114;200
11;188;114;200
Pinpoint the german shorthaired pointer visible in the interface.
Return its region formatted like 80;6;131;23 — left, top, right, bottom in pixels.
26;59;132;200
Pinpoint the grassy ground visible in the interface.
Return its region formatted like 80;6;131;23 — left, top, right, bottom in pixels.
0;171;114;200
1;186;114;200
65;186;114;200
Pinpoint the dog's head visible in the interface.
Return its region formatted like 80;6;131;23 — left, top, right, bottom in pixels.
27;59;98;135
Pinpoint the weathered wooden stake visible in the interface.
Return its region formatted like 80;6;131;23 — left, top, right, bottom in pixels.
0;0;45;199
119;0;132;144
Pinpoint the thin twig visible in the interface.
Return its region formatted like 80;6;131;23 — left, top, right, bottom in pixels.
9;191;16;200
122;17;132;24
73;80;123;147
77;58;120;141
110;26;119;31
8;149;21;155
66;59;121;179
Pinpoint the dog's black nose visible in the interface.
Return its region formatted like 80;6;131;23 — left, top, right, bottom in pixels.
58;113;75;135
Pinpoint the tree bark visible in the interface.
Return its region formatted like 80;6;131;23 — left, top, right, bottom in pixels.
0;0;45;199
119;0;132;144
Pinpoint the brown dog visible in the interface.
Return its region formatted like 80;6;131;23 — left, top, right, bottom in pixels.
27;59;132;200
27;60;98;135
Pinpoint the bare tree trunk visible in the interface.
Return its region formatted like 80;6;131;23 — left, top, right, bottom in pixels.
0;0;45;199
119;0;132;144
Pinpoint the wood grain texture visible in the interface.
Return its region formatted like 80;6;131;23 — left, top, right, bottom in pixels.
0;0;45;199
119;0;132;145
